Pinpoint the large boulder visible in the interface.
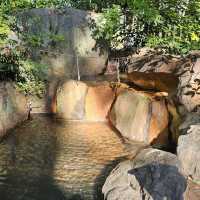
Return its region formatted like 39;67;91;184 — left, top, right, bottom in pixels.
109;90;169;145
120;71;179;96
177;124;200;183
56;80;116;121
56;80;88;120
18;8;107;80
177;58;200;112
102;148;187;200
126;50;200;113
0;82;28;137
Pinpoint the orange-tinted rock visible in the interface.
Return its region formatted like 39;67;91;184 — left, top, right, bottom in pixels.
109;90;169;145
85;83;115;121
56;80;116;121
46;79;59;113
148;100;169;144
120;71;179;95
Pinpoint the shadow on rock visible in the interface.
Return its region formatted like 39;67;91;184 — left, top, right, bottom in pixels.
128;163;187;200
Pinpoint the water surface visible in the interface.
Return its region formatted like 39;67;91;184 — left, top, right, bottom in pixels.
0;115;131;200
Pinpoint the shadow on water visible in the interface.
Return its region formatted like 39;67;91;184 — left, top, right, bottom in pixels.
0;115;84;200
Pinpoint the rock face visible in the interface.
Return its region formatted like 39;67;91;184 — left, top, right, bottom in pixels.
102;148;187;200
18;8;107;80
0;82;28;137
184;180;200;200
125;49;200;113
85;83;115;121
56;80;115;121
120;71;179;95
177;123;200;183
178;58;200;112
109;90;169;144
178;113;200;135
56;80;88;120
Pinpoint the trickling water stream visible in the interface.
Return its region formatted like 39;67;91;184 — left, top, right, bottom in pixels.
0;115;136;200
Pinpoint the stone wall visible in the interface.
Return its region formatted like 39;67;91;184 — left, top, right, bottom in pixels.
0;82;28;137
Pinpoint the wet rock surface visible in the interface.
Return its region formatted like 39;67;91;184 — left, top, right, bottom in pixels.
56;80;116;121
120;71;179;95
102;148;187;200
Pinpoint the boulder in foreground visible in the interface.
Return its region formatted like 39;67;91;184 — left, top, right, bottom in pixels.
177;123;200;183
102;148;186;200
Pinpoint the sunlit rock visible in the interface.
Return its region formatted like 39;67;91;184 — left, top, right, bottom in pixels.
56;80;88;120
184;180;200;200
177;123;200;183
178;58;200;112
85;83;115;121
109;90;169;145
56;80;116;121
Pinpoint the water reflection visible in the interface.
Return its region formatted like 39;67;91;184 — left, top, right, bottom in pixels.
0;115;130;200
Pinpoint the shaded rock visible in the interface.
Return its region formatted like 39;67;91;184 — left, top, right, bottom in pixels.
56;80;116;121
102;148;186;200
0;82;28;137
177;124;200;183
120;71;179;96
56;80;88;120
109;90;169;145
167;102;182;143
179;113;200;135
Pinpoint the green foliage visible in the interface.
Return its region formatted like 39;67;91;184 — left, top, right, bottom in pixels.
0;46;48;96
0;48;20;81
0;0;200;96
17;60;48;96
92;0;200;54
91;5;122;49
0;0;67;96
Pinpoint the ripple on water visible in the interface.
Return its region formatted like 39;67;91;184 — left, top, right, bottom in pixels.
0;115;134;200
